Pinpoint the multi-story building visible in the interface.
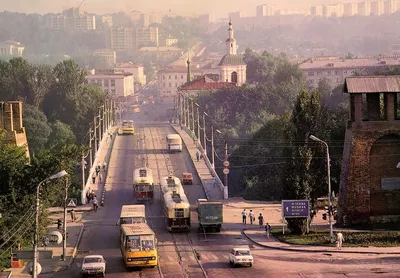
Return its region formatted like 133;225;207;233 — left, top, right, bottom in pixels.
323;4;344;17
86;72;134;97
101;15;113;27
73;14;96;30
228;11;246;21
165;37;178;46
46;14;70;29
310;5;324;16
93;49;116;68
127;10;142;25
0;40;25;57
358;2;371;16
199;13;216;24
256;4;274;17
114;62;147;86
157;66;202;96
106;27;134;52
343;3;358;16
384;0;399;13
371;1;385;15
135;27;159;49
140;12;164;27
299;56;400;89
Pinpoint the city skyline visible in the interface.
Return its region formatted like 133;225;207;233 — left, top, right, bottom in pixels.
3;0;362;17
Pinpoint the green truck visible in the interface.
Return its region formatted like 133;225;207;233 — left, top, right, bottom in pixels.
197;199;223;232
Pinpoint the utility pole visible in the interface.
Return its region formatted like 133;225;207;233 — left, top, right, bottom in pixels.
191;99;194;133
224;142;229;200
203;113;207;158
211;125;215;169
89;127;93;168
196;105;200;147
93;117;98;152
62;176;69;261
98;108;103;142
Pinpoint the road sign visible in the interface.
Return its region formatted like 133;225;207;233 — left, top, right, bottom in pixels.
223;168;230;175
28;262;42;275
67;198;77;207
282;200;310;218
47;231;63;244
223;160;230;167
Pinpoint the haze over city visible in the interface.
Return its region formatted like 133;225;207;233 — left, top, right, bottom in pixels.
3;0;361;17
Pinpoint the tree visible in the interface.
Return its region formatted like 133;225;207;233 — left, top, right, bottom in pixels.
281;89;323;235
47;120;75;148
23;104;51;155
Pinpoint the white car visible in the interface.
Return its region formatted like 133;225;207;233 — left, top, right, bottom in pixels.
229;247;253;267
81;255;106;277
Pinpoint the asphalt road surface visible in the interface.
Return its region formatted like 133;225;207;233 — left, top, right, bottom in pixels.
48;98;400;278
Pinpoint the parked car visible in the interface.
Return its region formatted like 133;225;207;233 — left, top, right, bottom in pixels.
81;255;106;277
229;247;253;267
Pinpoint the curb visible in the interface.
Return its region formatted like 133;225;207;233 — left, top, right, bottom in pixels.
68;224;85;268
171;125;210;200
242;229;400;255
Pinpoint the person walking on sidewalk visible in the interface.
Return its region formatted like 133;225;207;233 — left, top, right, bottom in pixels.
265;223;271;238
336;232;344;250
258;213;264;227
92;172;96;184
249;210;254;225
196;151;200;162
242;209;247;224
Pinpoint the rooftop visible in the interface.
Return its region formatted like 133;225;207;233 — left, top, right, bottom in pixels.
178;75;236;91
115;62;143;68
218;54;246;66
299;56;400;70
158;66;201;74
86;72;133;78
344;75;400;94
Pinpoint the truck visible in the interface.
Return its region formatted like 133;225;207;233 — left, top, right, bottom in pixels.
166;134;182;152
196;199;223;232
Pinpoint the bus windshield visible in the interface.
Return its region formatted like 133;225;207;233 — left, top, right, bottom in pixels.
126;235;155;251
168;138;181;144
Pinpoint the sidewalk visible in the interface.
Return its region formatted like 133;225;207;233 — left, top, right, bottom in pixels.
243;228;400;255
172;124;224;201
5;220;84;277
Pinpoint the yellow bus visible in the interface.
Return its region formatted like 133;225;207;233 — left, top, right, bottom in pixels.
120;223;158;268
119;120;134;135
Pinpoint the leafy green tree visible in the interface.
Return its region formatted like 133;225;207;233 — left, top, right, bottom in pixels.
47;120;75;148
23;104;51;155
281;89;323;235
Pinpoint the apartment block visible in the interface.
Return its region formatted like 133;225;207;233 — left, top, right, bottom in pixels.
115;62;147;86
299;56;400;89
101;15;113;27
74;14;96;30
135;27;159;49
46;14;70;29
199;13;216;24
323;4;344;17
157;66;202;96
93;49;116;68
310;5;324;16
358;2;371;16
384;0;399;13
343;3;358;16
140;12;164;27
256;4;275;17
371;1;385;15
86;72;134;97
106;27;134;52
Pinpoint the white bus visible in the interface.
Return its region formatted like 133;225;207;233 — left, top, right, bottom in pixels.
166;134;182;152
118;205;146;225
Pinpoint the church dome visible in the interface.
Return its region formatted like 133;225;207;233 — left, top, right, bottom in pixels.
218;54;246;66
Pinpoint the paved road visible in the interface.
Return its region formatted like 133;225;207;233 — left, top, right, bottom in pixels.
47;99;400;278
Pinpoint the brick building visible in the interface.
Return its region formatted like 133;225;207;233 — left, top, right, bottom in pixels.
0;101;29;159
338;76;400;225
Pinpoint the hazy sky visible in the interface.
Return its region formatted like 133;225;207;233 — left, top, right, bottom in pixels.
2;0;360;17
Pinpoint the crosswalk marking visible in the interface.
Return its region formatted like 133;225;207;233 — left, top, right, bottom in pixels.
159;252;229;262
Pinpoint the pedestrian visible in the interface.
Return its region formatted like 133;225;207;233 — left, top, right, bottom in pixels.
196;151;200;162
336;232;344;250
265;223;271;238
92;172;96;184
242;209;247;224
249;210;254;225
86;190;90;203
95;165;100;176
103;162;107;171
99;173;102;184
70;209;76;222
258;213;264;227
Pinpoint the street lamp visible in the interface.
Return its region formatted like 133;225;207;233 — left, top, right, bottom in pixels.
211;127;222;169
195;103;200;147
33;170;68;278
203;112;208;158
309;135;334;243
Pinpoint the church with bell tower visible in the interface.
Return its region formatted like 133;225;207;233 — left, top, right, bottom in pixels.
218;20;247;85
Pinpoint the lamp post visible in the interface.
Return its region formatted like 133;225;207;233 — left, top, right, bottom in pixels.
33;170;68;278
190;98;194;133
62;175;70;261
195;103;200;147
210;127;222;169
309;135;334;243
203;112;208;158
224;141;229;200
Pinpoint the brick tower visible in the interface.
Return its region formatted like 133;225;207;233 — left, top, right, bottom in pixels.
0;101;30;159
338;76;400;225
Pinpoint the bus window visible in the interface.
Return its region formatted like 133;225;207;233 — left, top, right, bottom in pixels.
126;236;140;252
141;235;154;251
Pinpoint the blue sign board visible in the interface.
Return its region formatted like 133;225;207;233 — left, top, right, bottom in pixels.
282;200;310;218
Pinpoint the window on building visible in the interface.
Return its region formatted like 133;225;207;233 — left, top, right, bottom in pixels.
169;75;171;79
335;70;340;75
169;83;171;87
181;75;184;79
163;75;165;79
175;75;177;79
231;71;238;84
327;71;331;75
163;83;166;87
308;72;314;76
111;79;115;86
